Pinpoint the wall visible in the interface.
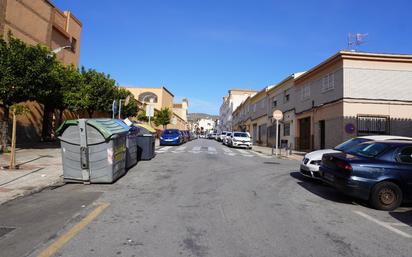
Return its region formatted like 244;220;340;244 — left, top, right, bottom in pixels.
343;59;412;101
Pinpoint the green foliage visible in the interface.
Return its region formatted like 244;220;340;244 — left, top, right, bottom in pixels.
79;67;117;117
114;88;138;118
154;108;171;128
137;110;149;122
10;103;30;116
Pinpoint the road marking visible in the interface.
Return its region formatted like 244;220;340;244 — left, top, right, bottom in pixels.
176;146;186;151
192;146;201;151
37;202;110;257
156;146;172;153
208;147;217;153
235;149;253;157
353;210;412;239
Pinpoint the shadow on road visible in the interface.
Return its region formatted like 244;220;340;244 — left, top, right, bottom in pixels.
290;171;357;205
390;210;412;227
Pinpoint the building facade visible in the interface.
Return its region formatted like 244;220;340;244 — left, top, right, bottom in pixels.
125;86;189;130
1;0;82;66
218;89;257;132
228;51;412;151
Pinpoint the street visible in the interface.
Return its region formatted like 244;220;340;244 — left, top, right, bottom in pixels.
1;139;412;257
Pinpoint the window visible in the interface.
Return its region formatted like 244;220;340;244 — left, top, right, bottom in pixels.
253;104;256;112
301;85;310;100
398;147;412;163
283;123;290;136
138;92;158;103
71;37;77;53
322;73;335;92
284;94;290;103
260;99;265;108
272;100;277;108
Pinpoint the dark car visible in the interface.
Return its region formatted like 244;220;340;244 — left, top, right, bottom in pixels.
320;140;412;211
181;130;190;142
160;129;183;146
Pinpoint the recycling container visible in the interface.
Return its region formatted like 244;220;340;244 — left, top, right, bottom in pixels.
113;120;139;169
57;119;128;183
134;124;156;160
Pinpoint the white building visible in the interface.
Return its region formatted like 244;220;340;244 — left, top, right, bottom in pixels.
218;89;257;132
197;118;215;133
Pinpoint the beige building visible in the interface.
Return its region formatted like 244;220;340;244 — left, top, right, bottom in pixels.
125;86;189;130
1;0;82;66
229;51;412;151
294;51;412;151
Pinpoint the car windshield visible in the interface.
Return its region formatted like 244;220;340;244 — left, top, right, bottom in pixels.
334;138;370;151
233;132;248;137
347;142;390;157
163;130;179;135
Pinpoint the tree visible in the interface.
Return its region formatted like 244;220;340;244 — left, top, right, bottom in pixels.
137;110;149;122
114;87;138;119
154;108;171;129
80;67;116;117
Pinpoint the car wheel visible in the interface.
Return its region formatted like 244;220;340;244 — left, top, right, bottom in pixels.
369;181;402;211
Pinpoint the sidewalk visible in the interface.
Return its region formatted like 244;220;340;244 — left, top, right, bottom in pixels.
0;147;63;205
251;145;306;161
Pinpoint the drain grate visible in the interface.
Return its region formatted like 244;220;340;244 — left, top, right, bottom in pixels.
0;227;16;238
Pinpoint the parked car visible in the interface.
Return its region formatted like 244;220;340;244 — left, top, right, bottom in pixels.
160;129;183;146
223;132;232;145
228;132;252;149
300;135;412;179
219;131;228;142
320;140;412;211
190;131;197;140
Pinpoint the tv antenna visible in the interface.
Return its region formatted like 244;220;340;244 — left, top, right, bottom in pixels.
348;33;368;51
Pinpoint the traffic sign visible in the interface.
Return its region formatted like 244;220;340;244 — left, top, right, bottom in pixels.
272;110;283;121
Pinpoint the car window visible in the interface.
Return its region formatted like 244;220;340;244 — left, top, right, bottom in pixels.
163;130;179;134
348;143;389;158
398;147;412;163
334;138;370;151
233;132;248;137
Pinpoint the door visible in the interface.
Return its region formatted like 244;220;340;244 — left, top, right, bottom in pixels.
299;117;311;150
252;124;257;144
319;120;325;149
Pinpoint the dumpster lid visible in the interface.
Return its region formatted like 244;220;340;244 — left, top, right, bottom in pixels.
133;123;156;133
57;119;129;139
113;119;139;132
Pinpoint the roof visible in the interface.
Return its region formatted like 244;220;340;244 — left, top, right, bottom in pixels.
358;135;412;141
295;50;412;84
173;103;183;108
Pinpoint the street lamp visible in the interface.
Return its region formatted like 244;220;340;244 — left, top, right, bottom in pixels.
47;45;72;57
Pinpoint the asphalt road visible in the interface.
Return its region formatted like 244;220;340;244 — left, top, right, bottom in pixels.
1;139;412;257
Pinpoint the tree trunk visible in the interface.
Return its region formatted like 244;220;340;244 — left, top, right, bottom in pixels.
87;110;93;118
41;104;53;141
0;106;10;152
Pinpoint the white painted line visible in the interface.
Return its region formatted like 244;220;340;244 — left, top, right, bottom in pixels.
353;210;412;239
157;146;172;152
176;146;186;151
222;148;233;153
251;151;271;158
236;149;254;157
192;146;201;151
224;152;236;156
208;147;217;152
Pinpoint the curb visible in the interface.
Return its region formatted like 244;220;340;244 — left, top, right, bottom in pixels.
0;176;65;206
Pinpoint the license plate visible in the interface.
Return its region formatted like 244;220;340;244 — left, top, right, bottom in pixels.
324;173;334;182
165;139;173;141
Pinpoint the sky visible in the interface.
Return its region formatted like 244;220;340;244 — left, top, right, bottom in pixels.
53;0;412;115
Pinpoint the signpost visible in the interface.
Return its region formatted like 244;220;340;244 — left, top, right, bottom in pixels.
112;100;117;119
272;110;283;157
146;98;155;124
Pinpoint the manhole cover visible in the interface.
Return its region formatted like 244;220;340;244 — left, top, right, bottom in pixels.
0;227;16;238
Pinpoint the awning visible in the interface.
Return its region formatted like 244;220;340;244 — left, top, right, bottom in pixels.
134;123;156;133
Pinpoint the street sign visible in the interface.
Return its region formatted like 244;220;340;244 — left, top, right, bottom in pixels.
273;110;283;121
272;110;283;158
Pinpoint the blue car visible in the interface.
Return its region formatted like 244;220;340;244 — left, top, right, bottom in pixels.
160;129;183;146
320;140;412;210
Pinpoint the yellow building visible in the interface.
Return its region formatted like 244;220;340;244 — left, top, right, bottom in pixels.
125;86;189;130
